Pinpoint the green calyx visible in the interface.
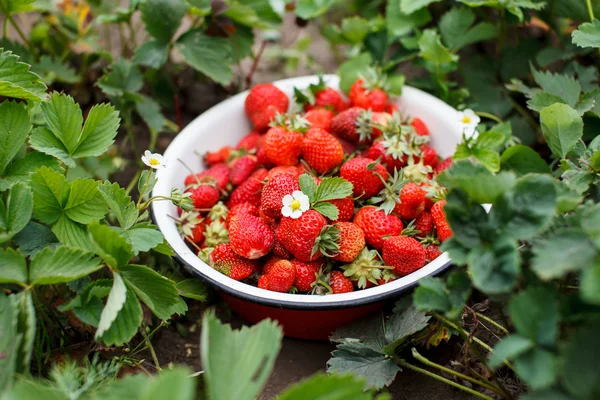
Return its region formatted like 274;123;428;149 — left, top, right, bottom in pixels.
204;219;229;247
356;108;374;142
359;67;390;92
207;201;229;221
270;112;310;133
198;247;214;264
341;248;392;289
370;169;407;215
177;211;202;237
293;76;327;107
312;224;341;257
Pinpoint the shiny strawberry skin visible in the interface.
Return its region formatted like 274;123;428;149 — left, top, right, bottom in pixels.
349;80;388;112
304;108;334;131
189;185;220;209
228;213;274;259
264;126;304;166
340;157;388;199
382;236;427;276
226;202;259;228
302;128;344;174
293;259;322;292
415;211;434;236
394;182;426;220
230;155;258;186
266;260;296;292
331;107;363;143
260;173;300;218
353;206;403;250
332;222;365;263
236;131;262;151
411;117;429;136
326;197;355;222
366;140;406;174
265;165;301;181
244;84;289;131
431;200;453;242
227;168;268;208
209;243;256;281
263;255;284;275
418;145;439;168
425;244;442;262
329;271;354;293
435;157;453;174
277;210;327;262
258;274;270;289
306;87;348;113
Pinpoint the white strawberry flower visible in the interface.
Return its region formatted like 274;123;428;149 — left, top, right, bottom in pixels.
457;109;480;136
141;150;167;169
281;190;310;219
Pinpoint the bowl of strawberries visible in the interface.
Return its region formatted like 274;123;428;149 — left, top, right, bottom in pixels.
152;74;461;339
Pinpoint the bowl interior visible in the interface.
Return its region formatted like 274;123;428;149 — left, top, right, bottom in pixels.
152;75;463;309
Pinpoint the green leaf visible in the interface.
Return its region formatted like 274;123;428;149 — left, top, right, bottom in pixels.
98;181;138;230
532;67;581;108
386;0;431;37
314;177;353;202
201;310;282;400
312;202;339;220
561;322;600;399
64;179;108;224
474;131;506;151
341;17;369;44
0;0;35;14
118;224;164;254
95;273;127;340
0;152;64;190
32;55;80;84
59;279;112;327
384;298;431;353
298;174;317;203
52;215;94;250
140;366;196;400
527;91;566;113
582;203;600;249
509;286;559;346
176;29;233;86
327;342;400;389
514;348;557;389
138;169;158;199
12;291;35;375
295;0;338;19
73;103;120;158
89;223;133;268
468;238;520;295
136;94;167;134
0;49;47;101
330;313;387;352
133;40;169;69
0;100;31;175
29;127;74;167
100;285;143;346
12;221;58;257
439;7;497;51
581;263;600;305
29;246;102;286
489;334;534;368
572;19;600;48
413;271;470;321
40;92;82;154
540;103;583;158
532;229;597;279
337;53;372;94
176;279;208;301
0;248;27;284
119;264;180;320
140;0;186;42
401;0;441;14
0;293;19;391
97;58;144;97
472;148;500;172
501;145;550;175
418;29;458;65
30;167;68;224
278;373;376;400
0;182;33;243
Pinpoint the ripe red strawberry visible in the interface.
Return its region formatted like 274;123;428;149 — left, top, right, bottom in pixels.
331;107;373;143
256;146;273;168
382;236;426;276
293;259;322;292
307;87;349;112
418;145;439;168
178;211;206;245
261;173;300;218
340;157;388;199
204;146;233;166
366;140;407;174
226;202;259;228
329;271;353;294
326;197;354;222
209;243;256;281
353;206;403;250
302;128;344;174
245;84;289;131
265;259;296;292
277;210;334;262
229;155;258;186
435;157;453;174
431;200;453;242
186;163;230;191
258;274;270;289
425;244;442;262
228;168;268;208
415;211;434;236
370;112;392;139
386;103;399;114
332;222;365;263
349;78;388;112
263;125;304;166
236;131;262;151
189;184;219;209
259;208;276;225
265;165;301;181
263;255;284;275
228;213;274;259
304;108;334;130
394;182;426;220
412;117;429;136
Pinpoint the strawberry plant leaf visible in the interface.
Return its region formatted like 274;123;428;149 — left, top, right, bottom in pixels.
580;263;600;305
0;49;47;101
581;203;600;248
100;284;143;346
278;373;380;400
59;279;113;327
296;0;338;19
526;91;565;113
176;279;208;301
472;148;501;172
474;131;506;151
330;313;387;351
489;334;534;368
531;66;581;108
51;215;94;251
401;0;441;14
341;16;369;44
0;293;19;391
385;0;431;38
468;237;520;294
561;321;600;399
135;94;167;134
12;222;59;257
439;7;498;51
30;167;69;224
29;127;74;167
412;271;470;321
0;0;35;14
32;55;80;84
117;224;164;255
513;348;558;390
383;297;431;353
95;273;127;340
89;222;133;268
11;291;35;377
176;30;234;85
418;29;458;65
140;0;186;43
0;248;27;284
72;103;120;159
0;101;31;175
133;40;169;69
337;52;372;93
572;19;600;49
540;103;583;158
29;246;102;286
0;182;33;243
140;366;195;400
509;286;559;346
97;58;144;98
138;169;158;199
0;152;64;191
501;145;551;175
312;202;339;220
97;181;138;230
314;177;353;202
299;173;317;202
119;264;181;320
201;310;282;400
531;229;597;279
40;92;83;154
64;179;108;224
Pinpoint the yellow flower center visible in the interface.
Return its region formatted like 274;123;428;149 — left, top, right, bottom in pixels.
462;116;471;124
290;199;302;211
149;158;160;166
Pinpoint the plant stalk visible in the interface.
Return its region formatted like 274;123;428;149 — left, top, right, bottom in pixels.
140;326;161;371
475;111;503;124
586;0;595;21
7;14;34;51
475;312;509;335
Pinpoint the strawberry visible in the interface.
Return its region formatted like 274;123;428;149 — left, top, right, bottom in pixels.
186;163;230;191
277;210;338;262
226;202;259;228
340;157;388;199
256;146;273;168
411;117;429;136
377;269;398;286
385;103;399;114
228;213;274;259
189;183;220;209
259;208;276;225
265;165;301;181
307;87;348;113
366;140;406;174
204;146;233;166
331;107;375;143
304;108;334;131
382;236;426;276
341;247;388;289
209;243;256;281
265;259;296;292
236;131;262;151
178;211;206;245
394;182;426;220
258;274;270;289
418;145;439;168
353;206;403;250
329;271;354;294
326;197;354;222
415;211;434;236
245;84;289;131
263;116;306;166
431;200;453;242
435;157;453;174
349;78;388;112
227;168;268;208
370;112;392;139
332;222;365;263
229;155;258;186
293;259;322;292
261;173;300;218
263;255;284;275
302;127;344;174
425;244;442;262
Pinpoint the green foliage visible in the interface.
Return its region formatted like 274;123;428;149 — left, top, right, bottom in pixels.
0;49;47;101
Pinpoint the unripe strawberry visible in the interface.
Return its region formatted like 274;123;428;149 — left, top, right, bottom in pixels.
382;236;426;276
228;214;274;259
